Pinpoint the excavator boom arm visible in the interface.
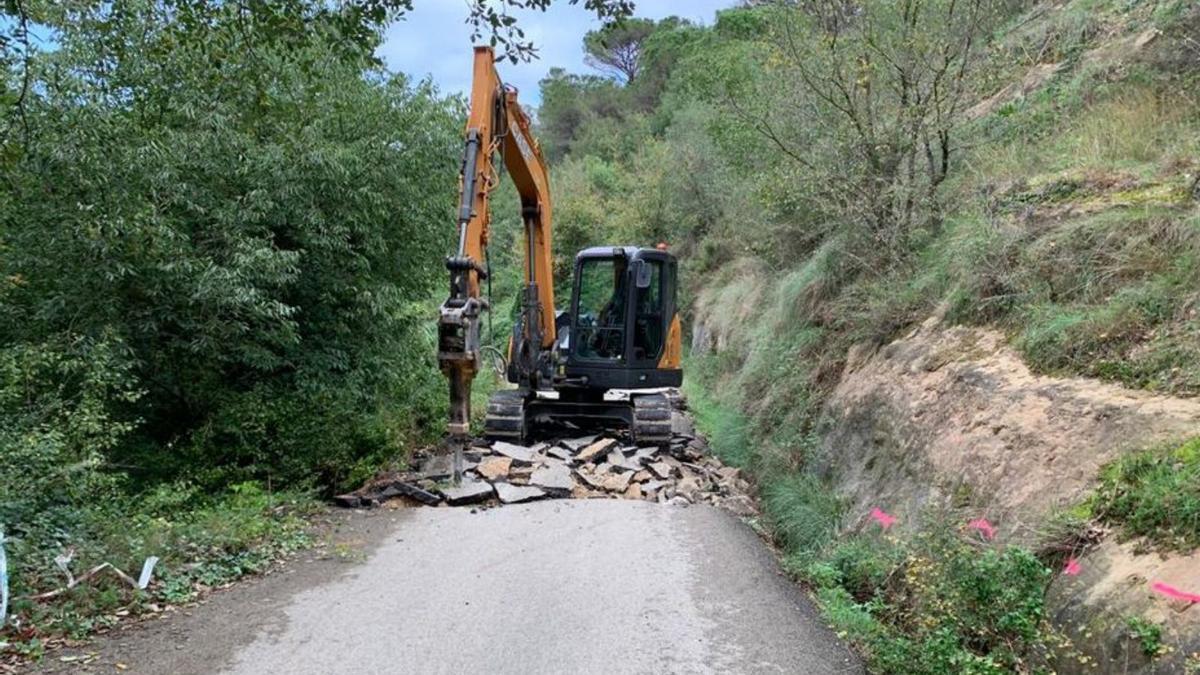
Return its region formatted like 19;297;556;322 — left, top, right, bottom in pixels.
438;47;555;478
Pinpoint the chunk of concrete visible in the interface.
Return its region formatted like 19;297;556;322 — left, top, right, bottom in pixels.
562;435;597;451
633;447;660;464
378;481;442;506
623;483;644;500
476;456;513;482
676;476;702;502
571;484;601;499
508;465;534;485
601;471;633;493
606;450;641;472
641;480;667;496
575;469;605;490
577;437;617;463
648;462;674;480
491;441;536;464
441;480;494;506
546;445;574;461
495;483;546;504
530;463;573;494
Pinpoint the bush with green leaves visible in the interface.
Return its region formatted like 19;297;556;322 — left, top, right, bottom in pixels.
807;531;1059;674
1091;437;1200;551
2;4;461;489
0;1;461;639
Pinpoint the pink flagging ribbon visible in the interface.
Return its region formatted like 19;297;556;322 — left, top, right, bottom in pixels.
967;518;996;541
870;507;897;530
1063;558;1081;576
1151;581;1200;604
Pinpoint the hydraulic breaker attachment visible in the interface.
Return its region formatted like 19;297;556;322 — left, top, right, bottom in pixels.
438;257;486;482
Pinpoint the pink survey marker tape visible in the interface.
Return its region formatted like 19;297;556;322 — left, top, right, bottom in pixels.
967;518;996;540
1151;581;1200;604
870;507;897;530
1063;558;1081;576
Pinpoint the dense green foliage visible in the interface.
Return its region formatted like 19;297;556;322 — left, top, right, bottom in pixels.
0;1;464;644
541;0;1200;460
809;534;1058;674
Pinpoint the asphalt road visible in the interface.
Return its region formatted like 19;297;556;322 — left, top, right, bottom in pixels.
38;500;861;675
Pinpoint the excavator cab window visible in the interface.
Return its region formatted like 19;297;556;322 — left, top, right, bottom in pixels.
574;257;627;360
632;260;664;362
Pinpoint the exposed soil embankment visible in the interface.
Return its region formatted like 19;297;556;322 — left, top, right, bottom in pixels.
816;312;1200;535
814;312;1200;672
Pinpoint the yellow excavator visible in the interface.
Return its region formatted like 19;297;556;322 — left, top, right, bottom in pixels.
437;47;683;477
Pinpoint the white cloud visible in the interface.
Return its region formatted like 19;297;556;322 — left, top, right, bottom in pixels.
376;0;736;105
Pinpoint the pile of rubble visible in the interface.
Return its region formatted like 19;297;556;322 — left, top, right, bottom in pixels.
336;411;757;517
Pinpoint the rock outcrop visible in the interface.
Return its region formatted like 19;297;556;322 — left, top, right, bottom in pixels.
816;312;1200;673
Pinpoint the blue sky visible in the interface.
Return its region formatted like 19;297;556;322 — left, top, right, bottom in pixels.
377;0;736;106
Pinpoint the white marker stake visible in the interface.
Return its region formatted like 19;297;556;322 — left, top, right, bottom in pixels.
137;556;159;590
1;528;8;628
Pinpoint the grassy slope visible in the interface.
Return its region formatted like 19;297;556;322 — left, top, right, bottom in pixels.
688;1;1200;671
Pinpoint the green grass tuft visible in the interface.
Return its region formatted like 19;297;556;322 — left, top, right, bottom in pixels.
760;474;844;566
1091;437;1200;551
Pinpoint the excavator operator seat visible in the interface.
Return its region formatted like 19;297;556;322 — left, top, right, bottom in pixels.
562;246;683;391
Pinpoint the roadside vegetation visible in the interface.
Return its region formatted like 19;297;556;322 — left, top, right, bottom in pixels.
542;0;1199;670
687;380;1070;673
1090;436;1200;552
0;1;463;653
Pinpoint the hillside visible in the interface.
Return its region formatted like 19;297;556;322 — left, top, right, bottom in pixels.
536;0;1200;671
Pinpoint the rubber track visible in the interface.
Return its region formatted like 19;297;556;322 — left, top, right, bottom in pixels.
484;390;526;442
632;393;671;447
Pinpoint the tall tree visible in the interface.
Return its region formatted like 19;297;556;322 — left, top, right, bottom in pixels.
584;17;655;82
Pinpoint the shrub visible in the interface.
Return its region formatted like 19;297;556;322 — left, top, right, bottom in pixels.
1091;437;1200;551
1125;616;1166;659
807;531;1059;674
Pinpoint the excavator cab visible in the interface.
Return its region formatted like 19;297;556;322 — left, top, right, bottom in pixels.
561;246;682;391
485;246;683;447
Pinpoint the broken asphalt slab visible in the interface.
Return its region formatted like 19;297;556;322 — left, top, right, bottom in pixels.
495;482;546;504
337;391;761;519
441;480;495;506
529;463;573;494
